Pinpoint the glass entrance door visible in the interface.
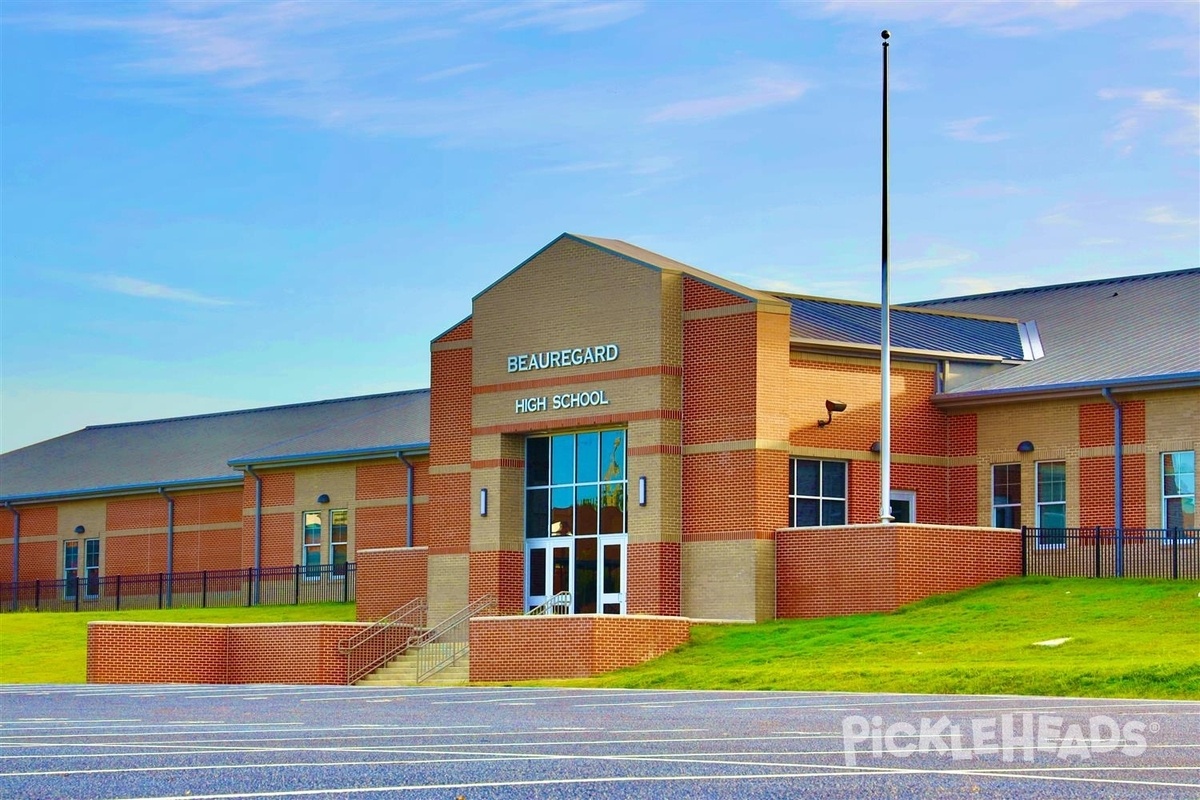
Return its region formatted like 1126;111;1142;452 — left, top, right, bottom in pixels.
525;430;627;614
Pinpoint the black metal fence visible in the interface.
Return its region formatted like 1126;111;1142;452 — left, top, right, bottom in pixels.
1022;528;1198;580
0;563;356;613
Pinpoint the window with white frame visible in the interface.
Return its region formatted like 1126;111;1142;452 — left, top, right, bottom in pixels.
789;459;847;527
303;511;323;579
992;464;1021;529
1162;451;1195;539
1036;461;1066;547
84;538;100;599
330;508;348;577
64;540;79;599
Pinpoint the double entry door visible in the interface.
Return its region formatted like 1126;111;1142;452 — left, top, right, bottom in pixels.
526;535;626;614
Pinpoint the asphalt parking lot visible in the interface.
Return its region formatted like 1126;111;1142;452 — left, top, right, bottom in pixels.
0;684;1196;799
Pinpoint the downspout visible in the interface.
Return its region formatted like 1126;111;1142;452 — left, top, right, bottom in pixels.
4;502;18;612
158;488;175;607
245;465;263;604
398;453;414;548
1101;388;1123;577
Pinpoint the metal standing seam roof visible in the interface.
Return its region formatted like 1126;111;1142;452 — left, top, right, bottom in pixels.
0;390;431;502
908;268;1200;396
783;296;1025;359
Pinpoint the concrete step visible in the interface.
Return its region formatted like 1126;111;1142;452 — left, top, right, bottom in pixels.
354;647;470;686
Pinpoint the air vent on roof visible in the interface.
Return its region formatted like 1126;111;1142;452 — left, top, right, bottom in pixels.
1018;320;1044;360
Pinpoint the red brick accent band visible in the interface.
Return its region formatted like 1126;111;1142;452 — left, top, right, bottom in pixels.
472;409;683;437
776;524;1021;618
628;444;683;456
471;458;526;470
469;615;690;681
473;365;683;395
87;622;368;684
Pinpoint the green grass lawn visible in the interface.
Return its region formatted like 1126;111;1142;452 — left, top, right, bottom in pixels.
0;603;356;684
3;579;1197;697
541;578;1200;699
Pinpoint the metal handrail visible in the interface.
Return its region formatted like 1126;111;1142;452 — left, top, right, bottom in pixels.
526;591;572;615
413;594;496;684
340;596;427;684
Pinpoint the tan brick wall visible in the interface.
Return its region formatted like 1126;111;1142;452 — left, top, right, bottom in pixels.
969;389;1196;529
469;614;690;681
427;552;468;626
682;539;763;621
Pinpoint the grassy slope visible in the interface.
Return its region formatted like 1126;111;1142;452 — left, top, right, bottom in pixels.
0;603;356;684
547;578;1200;699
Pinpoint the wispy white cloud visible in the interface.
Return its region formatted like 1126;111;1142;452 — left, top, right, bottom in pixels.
647;77;809;123
1098;87;1200;154
791;1;1197;37
944;116;1011;143
1036;203;1083;227
11;2;651;146
1144;205;1198;227
416;62;488;82
85;274;236;306
463;1;645;33
895;242;978;272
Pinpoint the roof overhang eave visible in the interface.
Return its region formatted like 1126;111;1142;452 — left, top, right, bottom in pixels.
229;442;431;470
790;337;1014;364
932;372;1200;407
0;475;241;506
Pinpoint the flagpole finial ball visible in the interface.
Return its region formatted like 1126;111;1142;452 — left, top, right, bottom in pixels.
881;30;890;40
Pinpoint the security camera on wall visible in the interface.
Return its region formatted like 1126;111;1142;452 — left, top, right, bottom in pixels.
818;400;848;427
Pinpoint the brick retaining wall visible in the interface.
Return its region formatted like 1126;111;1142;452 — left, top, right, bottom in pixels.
87;622;368;684
776;524;1022;618
469;615;690;681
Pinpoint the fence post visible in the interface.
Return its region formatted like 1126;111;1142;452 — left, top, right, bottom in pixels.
294;564;300;605
1173;529;1179;580
75;579;80;612
1020;526;1028;576
116;575;122;611
1094;526;1102;578
246;567;254;606
157;573;163;609
344;565;350;603
202;571;208;608
34;580;40;611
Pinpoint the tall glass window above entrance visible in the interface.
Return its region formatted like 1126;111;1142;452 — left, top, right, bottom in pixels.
525;429;627;614
526;430;626;538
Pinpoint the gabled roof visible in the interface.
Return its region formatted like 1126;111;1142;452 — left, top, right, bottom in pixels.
909;268;1200;399
0;390;430;503
782;295;1025;360
472;233;789;310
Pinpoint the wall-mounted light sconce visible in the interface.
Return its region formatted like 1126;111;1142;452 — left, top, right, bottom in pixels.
74;525;85;534
817;399;848;428
480;487;488;517
869;441;881;454
1017;440;1035;453
638;476;647;506
316;493;330;504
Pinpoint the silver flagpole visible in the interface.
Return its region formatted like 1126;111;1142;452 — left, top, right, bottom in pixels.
880;30;894;524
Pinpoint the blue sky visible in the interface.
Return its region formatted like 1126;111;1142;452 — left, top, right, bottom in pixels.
2;0;1197;453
